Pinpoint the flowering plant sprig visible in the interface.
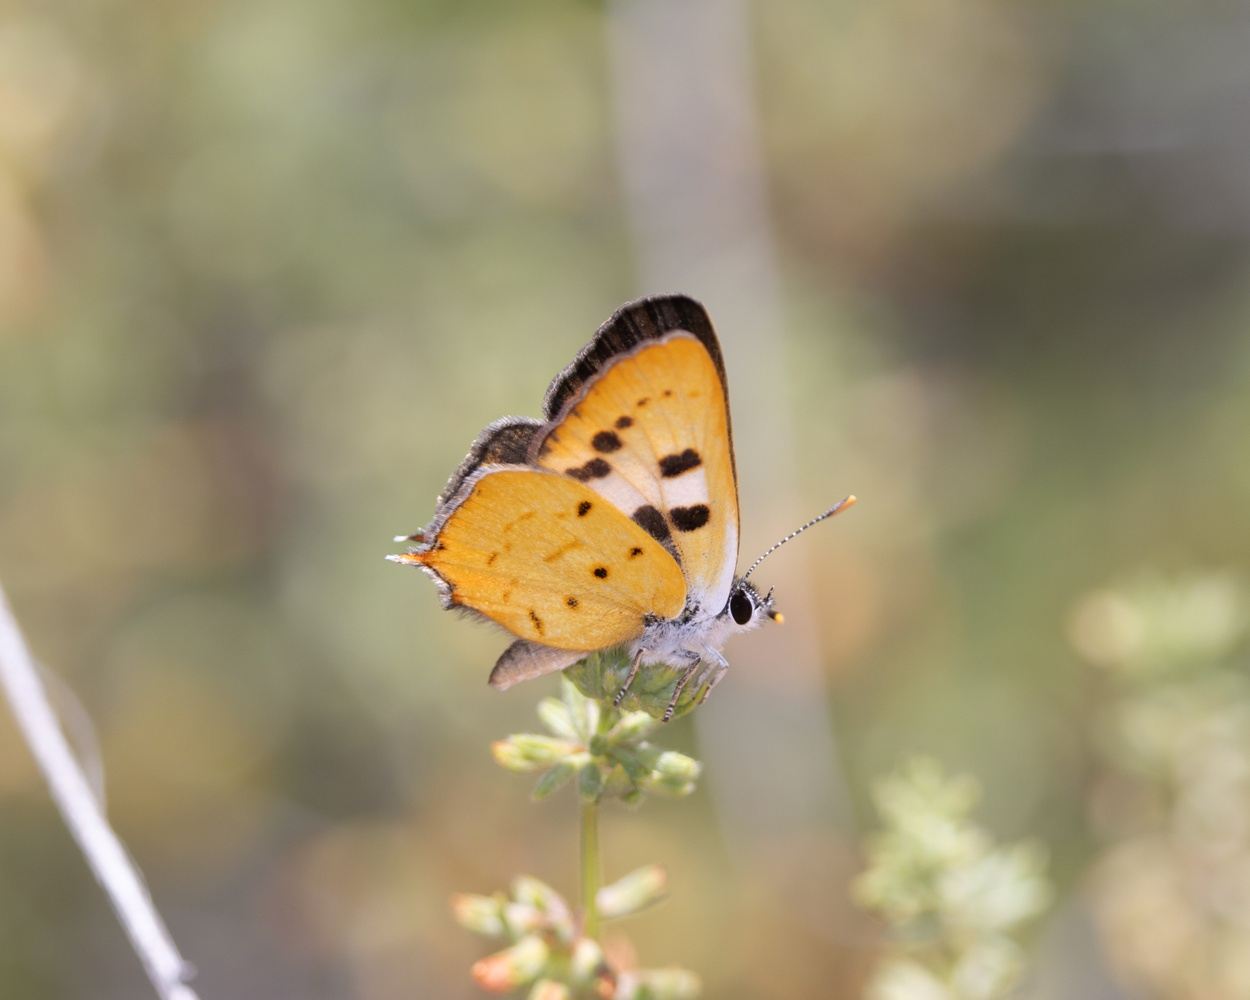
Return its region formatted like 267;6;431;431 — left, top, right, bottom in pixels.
854;757;1052;1000
492;675;702;805
458;665;704;997
453;872;699;999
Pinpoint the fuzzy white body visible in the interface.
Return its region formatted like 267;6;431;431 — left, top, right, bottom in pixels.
634;604;758;669
612;577;775;718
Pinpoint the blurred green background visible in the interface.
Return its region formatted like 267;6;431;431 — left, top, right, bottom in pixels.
3;1;1250;997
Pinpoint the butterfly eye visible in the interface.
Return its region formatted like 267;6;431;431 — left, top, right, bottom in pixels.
730;589;754;626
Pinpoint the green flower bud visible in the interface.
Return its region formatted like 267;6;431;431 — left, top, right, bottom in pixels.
644;749;702;784
636;747;700;796
642;777;698;798
492;734;580;772
501;901;545;938
568;936;609;988
512;876;569;920
597;865;668;920
537;697;580;741
471;935;549;993
450;893;506;938
528;980;571;1000
617;968;702;999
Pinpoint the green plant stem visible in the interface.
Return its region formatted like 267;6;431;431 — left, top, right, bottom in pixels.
580;798;601;940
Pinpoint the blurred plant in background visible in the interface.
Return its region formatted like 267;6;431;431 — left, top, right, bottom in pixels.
462;675;701;998
1070;572;1250;999
854;758;1052;1000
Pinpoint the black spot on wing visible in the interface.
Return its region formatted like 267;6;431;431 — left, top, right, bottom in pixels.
577;500;592;517
615;415;633;429
529;610;545;635
671;504;710;532
629;547;643;558
632;505;671;544
566;596;579;608
593;566;608;579
659;449;702;478
592;430;622;452
566;458;611;481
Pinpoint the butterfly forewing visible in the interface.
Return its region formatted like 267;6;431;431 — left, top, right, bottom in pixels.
533;332;740;617
399;468;687;650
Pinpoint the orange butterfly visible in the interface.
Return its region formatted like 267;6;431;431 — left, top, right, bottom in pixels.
390;296;854;719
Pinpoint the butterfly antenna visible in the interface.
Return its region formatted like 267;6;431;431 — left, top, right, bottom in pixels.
741;495;857;582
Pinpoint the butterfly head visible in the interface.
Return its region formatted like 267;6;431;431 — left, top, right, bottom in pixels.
729;495;858;631
726;578;782;631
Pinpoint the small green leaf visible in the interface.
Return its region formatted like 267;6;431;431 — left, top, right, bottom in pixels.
610;746;651;784
533;760;578;801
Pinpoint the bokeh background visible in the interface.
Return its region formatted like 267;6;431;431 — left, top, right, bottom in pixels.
4;1;1250;997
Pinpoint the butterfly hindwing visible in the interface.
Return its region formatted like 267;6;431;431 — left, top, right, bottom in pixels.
396;467;687;651
531;298;740;617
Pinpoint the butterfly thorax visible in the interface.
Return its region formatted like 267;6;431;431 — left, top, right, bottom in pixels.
632;578;774;669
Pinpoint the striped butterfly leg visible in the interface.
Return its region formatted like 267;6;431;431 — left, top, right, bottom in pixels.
662;647;730;722
613;647;645;708
663;662;703;723
696;659;731;708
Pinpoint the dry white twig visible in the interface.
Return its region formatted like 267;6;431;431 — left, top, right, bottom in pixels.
0;580;200;1000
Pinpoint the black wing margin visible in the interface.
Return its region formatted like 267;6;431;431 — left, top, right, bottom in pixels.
435;417;543;509
542;295;730;423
